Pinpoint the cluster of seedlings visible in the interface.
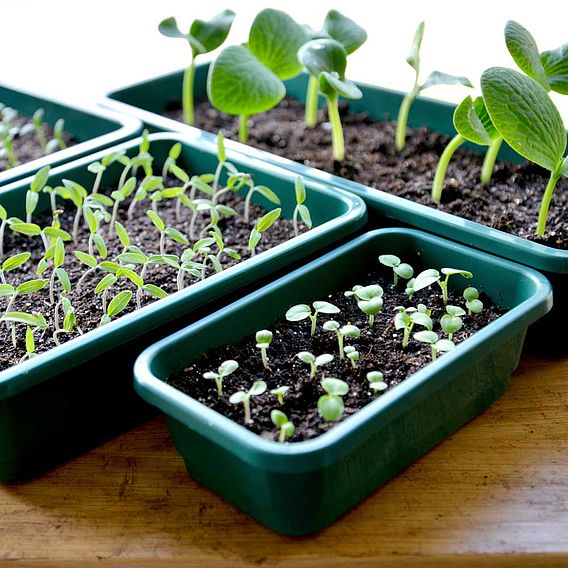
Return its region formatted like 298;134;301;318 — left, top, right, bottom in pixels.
160;10;567;237
0;133;311;366
186;253;488;443
0;104;68;170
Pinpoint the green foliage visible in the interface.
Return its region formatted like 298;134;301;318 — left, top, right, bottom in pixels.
367;371;388;393
318;377;349;421
414;330;455;361
203;359;238;397
440;305;465;340
270;386;290;406
378;254;414;286
270;409;295;442
292;176;312;236
322;320;360;359
297;351;333;378
464;287;484;315
229;380;267;424
255;329;273;370
286;300;340;336
394;304;433;349
248;208;281;256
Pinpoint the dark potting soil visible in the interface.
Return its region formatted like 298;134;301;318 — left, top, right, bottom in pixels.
0;113;75;172
167;266;504;442
164;97;567;249
0;184;301;371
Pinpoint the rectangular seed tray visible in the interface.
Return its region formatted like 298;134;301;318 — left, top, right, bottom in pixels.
0;83;142;186
103;66;567;355
134;228;552;536
0;131;366;481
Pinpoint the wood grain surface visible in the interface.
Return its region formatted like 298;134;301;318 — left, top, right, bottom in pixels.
0;354;567;567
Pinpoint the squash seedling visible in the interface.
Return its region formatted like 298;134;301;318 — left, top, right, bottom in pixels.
270;386;290;406
432;95;502;203
49;119;67;152
303;10;367;127
464;287;484;315
396;21;472;151
159;10;235;125
255;329;273;370
322;321;360;359
286;300;340;337
412;267;472;305
318;377;349;421
271;409;295;443
229;380;267;424
208;9;307;142
378;254;414;287
298;38;362;161
481;67;568;235
297;351;333;378
367;371;388;393
414;330;455;361
352;284;383;328
344;345;359;368
292;176;313;237
394;305;433;349
440;305;465;341
203;359;238;397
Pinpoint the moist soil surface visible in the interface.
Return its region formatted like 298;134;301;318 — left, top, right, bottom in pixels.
0;113;75;172
0;182;300;371
167;266;504;442
164;97;567;249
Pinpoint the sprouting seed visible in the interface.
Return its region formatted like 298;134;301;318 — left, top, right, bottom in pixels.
255;329;273;370
297;351;333;378
229;380;267;424
414;330;455;361
203;359;239;397
322;320;360;359
378;254;414;287
440;305;466;340
464;287;484;315
270;386;290;406
271;409;295;443
318;377;349;422
367;371;388;393
286;300;340;336
344;345;359;368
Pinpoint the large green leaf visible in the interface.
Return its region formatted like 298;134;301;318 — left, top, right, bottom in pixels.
504;20;550;90
207;45;285;115
322;10;367;55
298;38;347;79
541;43;568;95
481;67;566;173
248;9;308;80
453;96;498;146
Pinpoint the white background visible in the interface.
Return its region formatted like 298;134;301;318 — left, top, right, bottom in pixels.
1;0;567;118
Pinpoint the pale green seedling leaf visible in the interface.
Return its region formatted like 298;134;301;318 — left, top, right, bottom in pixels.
322;9;367;55
2;252;31;272
17;279;48;295
285;304;311;321
407;21;425;73
421;71;472;90
107;290;133;318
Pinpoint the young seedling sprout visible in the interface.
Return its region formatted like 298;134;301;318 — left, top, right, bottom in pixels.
270;386;290;406
270;409;295;443
352;284;383;328
378;254;414;287
414;330;455;361
412;267;473;305
481;67;568;235
147;210;189;255
367;371;388;394
49;119;66;152
229;380;267;424
298;38;362;161
159;10;235;125
344;345;359;368
203;360;238;397
440;305;466;341
303;10;367;127
292;176;312;237
53;297;83;346
431;95;502;203
394;305;433;349
322;321;360;359
25;166;50;223
242;182;281;225
255;329;272;370
208;9;307;142
296;351;333;378
248;208;281;256
0;311;47;361
318;377;349;422
99;290;132;327
32;109;47;152
396;21;472;151
464;287;484;316
286;300;340;337
0;252;31;284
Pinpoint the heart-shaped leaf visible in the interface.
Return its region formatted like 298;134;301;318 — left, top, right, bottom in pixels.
207;45;286;116
248;9;308;80
481;67;566;173
322;10;367;55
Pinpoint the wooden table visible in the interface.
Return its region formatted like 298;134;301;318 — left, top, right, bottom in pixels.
1;354;567;567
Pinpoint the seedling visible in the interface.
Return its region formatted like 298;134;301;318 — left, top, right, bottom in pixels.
412;267;472;305
270;386;290;406
50;119;66;152
159;10;235;125
0;252;31;284
414;330;455;361
432;96;502;203
367;371;388;393
270;409;295;443
248;208;281;256
396;21;472;151
352;284;383;328
99;290;132;327
161;142;182;180
481;67;568;235
344;345;359;368
108;177;137;236
292;176;313;237
1;279;48;324
25;166;50;223
147;210;189;255
53;297;83;345
378;254;414;287
255;329;273;370
298;38;362;161
32;109;47;152
504;21;568;95
203;359;238;397
127;175;165;220
297;351;333;378
440;305;466;341
394;305;433;349
464;287;484;315
405;278;416;300
0;311;47;359
322;320;360;359
318;377;349;422
303;10;367;127
229;380;267;424
286;300;340;336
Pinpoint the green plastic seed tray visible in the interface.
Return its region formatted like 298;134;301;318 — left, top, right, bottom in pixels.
103;66;567;354
0;83;142;186
0;131;366;481
134;228;552;536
